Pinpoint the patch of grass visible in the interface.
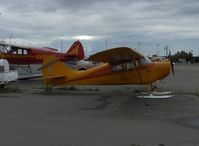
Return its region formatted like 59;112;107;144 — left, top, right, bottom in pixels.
57;86;100;92
0;86;20;93
32;86;46;89
57;86;77;91
44;86;53;92
86;88;100;92
69;86;77;90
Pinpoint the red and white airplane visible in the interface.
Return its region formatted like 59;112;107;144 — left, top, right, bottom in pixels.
0;40;84;64
0;40;85;79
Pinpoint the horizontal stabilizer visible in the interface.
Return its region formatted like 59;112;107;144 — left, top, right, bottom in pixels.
41;55;76;84
44;75;66;80
66;40;84;60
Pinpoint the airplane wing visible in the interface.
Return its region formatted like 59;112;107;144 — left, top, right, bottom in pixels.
88;47;144;65
18;73;42;80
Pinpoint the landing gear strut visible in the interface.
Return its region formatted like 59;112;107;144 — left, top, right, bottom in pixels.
137;83;174;99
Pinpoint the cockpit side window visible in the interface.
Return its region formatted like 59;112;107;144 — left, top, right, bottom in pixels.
18;49;22;55
112;60;135;72
12;49;17;54
111;55;151;72
11;48;28;55
112;64;123;72
23;49;27;55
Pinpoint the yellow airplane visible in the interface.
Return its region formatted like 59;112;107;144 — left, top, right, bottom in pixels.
40;47;173;98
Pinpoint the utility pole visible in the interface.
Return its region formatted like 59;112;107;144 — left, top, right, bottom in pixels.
156;44;159;56
85;47;87;58
164;46;168;57
56;38;64;52
138;41;141;51
9;34;13;46
105;38;108;50
61;39;63;53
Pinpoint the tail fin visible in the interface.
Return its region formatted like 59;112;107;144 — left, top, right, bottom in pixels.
41;55;75;84
66;40;84;60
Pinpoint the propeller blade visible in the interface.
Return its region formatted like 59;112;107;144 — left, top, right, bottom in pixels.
168;49;175;76
170;60;175;76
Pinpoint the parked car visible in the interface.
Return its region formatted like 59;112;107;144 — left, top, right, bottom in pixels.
66;60;97;70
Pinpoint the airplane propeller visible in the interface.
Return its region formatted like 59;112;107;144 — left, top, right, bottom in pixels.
170;60;175;76
168;50;175;76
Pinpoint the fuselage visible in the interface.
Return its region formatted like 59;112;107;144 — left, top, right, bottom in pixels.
47;60;171;86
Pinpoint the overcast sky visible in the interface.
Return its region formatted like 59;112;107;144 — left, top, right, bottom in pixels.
0;0;199;56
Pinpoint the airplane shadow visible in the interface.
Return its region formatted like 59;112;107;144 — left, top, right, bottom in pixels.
80;94;112;110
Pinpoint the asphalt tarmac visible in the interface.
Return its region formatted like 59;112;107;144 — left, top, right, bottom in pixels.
0;63;199;146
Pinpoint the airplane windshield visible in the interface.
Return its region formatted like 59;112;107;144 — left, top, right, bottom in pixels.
139;56;152;65
0;44;11;53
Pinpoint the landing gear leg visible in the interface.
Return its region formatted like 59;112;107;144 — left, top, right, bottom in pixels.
142;83;154;106
146;83;157;94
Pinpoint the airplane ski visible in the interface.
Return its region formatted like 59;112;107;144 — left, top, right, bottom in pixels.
137;94;174;99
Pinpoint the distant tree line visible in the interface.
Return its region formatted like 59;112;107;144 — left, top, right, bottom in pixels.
152;50;199;63
171;51;193;63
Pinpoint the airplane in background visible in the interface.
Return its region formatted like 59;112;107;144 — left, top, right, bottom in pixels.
0;40;85;79
40;47;174;98
0;40;84;64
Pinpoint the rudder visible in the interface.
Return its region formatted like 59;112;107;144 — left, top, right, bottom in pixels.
66;40;84;60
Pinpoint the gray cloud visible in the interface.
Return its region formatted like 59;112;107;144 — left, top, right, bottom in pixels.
0;0;199;56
